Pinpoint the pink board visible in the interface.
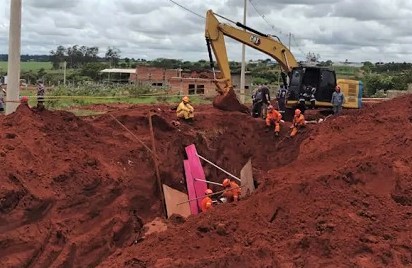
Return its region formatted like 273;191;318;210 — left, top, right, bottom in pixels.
185;144;207;210
184;160;199;215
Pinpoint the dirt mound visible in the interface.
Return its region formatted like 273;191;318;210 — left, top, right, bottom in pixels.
0;103;306;267
99;95;412;267
213;88;250;113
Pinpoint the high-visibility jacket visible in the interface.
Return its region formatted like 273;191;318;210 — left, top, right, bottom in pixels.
266;110;282;126
292;114;305;127
223;181;241;201
176;101;194;113
201;196;213;212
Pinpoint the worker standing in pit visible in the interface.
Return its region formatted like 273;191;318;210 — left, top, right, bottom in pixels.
331;85;345;115
276;84;288;114
176;96;194;122
260;83;271;119
290;109;305;137
36;80;45;110
222;178;241;202
201;189;214;212
251;85;263;118
0;88;6;113
265;105;282;137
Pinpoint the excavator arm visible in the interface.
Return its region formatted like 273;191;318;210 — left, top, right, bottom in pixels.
205;10;298;95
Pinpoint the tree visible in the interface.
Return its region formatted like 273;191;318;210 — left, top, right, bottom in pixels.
105;47;121;67
306;52;320;63
50;45;66;69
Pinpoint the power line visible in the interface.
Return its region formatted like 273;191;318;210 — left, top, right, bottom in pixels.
167;0;205;19
248;0;308;57
248;0;287;38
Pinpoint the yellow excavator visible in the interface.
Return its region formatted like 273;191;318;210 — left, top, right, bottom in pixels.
205;10;362;114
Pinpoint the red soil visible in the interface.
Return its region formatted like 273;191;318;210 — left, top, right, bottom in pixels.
1;95;412;267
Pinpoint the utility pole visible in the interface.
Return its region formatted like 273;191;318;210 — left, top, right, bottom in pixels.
239;0;247;104
6;0;22;115
288;33;292;51
63;61;67;86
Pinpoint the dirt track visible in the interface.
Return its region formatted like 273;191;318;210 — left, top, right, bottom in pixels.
1;97;412;267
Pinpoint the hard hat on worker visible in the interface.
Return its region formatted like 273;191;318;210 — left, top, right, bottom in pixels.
182;96;190;102
295;109;301;116
222;178;230;187
205;189;213;195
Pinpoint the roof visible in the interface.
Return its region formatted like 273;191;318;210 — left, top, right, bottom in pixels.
100;68;136;74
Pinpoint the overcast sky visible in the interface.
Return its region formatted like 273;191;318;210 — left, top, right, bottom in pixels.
1;0;412;63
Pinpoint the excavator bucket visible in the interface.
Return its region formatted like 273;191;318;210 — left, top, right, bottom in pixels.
213;88;249;113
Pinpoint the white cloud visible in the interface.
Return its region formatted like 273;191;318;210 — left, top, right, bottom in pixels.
0;0;411;62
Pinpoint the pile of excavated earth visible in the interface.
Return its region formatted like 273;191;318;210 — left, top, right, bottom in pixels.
1;95;412;267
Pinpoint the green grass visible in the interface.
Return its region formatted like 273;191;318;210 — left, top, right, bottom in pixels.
0;61;53;72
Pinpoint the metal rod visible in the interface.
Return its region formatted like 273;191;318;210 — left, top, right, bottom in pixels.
110;114;155;156
196;154;241;182
213;12;237;25
176;185;242;206
194;178;223;186
148;112;166;218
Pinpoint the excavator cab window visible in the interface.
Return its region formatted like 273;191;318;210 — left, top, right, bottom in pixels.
288;68;304;100
317;69;336;102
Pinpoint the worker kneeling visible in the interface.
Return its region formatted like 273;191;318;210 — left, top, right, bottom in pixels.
265;105;282;137
290;109;305;137
201;189;213;212
176;96;194;121
222;178;241;203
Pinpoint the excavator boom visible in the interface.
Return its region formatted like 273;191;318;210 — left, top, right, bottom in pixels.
205;10;297;96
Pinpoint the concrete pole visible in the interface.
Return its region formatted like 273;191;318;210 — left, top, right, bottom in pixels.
288;33;292;51
63;61;67;86
239;0;247;104
6;0;22;115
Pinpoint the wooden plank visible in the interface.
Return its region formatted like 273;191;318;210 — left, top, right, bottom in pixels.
240;158;255;197
185;144;207;210
184;160;199;215
162;184;191;218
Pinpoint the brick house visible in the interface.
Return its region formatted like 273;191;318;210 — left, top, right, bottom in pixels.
129;66;251;96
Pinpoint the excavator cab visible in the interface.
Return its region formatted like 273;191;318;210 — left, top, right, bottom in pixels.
287;66;337;110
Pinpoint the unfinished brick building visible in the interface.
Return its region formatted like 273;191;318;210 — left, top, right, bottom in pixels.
129;66;251;97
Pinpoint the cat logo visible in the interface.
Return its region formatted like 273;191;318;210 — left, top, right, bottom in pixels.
250;35;261;46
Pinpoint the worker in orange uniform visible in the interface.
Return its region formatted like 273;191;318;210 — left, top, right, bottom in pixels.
222;178;241;202
290;108;305;137
265;105;282;137
176;96;194;121
201;189;213;212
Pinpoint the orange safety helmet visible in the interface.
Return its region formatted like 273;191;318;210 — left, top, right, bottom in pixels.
182;96;190;102
205;189;213;195
295;109;301;116
222;178;230;187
